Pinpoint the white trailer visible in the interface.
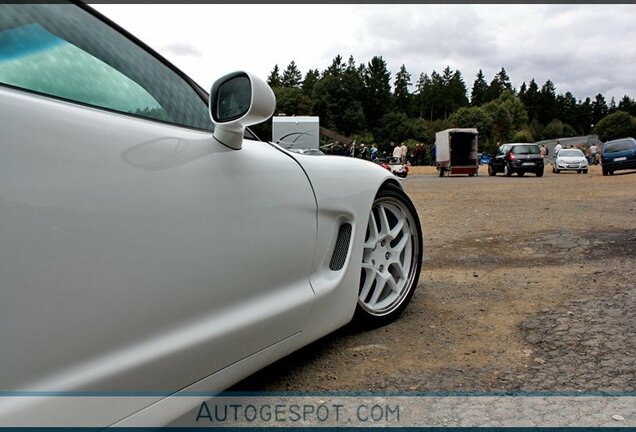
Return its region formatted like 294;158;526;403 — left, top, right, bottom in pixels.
272;116;320;150
435;128;479;177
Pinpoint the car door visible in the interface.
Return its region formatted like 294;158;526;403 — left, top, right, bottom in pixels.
0;3;316;393
492;145;505;171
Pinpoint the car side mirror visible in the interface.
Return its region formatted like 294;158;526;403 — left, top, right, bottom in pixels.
209;71;275;150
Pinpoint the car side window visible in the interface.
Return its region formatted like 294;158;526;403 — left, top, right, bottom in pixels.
0;3;211;131
605;139;636;153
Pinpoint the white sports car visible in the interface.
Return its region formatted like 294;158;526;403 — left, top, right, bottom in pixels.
0;2;423;426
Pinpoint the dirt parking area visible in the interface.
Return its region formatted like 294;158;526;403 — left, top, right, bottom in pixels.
234;164;636;393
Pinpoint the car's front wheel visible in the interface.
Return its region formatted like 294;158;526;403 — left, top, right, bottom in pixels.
354;184;423;327
488;164;496;176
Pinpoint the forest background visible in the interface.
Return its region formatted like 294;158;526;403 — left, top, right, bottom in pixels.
251;55;636;154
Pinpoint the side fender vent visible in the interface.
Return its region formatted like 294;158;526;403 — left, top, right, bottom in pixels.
329;223;352;271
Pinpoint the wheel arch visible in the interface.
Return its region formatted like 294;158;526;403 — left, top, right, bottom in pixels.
287;154;399;343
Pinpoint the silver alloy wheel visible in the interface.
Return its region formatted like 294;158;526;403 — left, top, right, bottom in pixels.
358;195;420;317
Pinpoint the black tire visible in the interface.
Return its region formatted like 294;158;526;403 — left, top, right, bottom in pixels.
438;168;445;177
577;170;581;174
603;168;608;176
353;183;423;328
536;169;544;177
517;171;525;177
583;169;588;174
488;164;496;176
468;173;475;177
504;164;512;177
555;168;560;174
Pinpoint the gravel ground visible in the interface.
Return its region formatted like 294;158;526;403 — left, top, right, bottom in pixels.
233;164;636;393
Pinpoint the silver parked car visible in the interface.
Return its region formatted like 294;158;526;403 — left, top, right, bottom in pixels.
0;2;423;426
553;148;589;174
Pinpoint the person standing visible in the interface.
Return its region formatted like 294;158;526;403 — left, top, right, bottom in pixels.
554;140;562;156
400;142;408;163
392;142;401;160
370;144;378;161
589;143;598;165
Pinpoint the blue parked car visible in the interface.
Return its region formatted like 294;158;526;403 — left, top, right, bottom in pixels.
478;152;491;165
601;137;636;176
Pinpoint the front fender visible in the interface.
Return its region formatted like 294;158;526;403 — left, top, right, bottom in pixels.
290;154;401;341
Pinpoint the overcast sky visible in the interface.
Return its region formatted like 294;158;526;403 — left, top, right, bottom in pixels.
94;4;636;103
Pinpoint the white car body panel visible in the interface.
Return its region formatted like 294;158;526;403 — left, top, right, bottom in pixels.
0;3;415;427
0;86;317;407
0;85;398;427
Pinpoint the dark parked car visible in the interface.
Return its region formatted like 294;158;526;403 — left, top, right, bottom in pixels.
488;143;544;177
601;137;636;176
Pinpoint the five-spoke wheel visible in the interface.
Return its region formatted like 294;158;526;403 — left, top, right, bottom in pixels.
354;184;423;327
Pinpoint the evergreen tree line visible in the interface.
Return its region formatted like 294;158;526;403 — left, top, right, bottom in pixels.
252;55;636;153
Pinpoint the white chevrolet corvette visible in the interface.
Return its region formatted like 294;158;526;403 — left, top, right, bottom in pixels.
0;2;423;426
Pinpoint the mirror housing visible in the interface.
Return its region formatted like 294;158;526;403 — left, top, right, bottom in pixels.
209;71;275;150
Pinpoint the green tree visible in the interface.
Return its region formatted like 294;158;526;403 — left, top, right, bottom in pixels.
411;118;434;143
576;97;594;134
529;118;543;142
490;105;513;143
520;79;540;123
537;80;557;125
281;61;302;88
594;111;636;141
542;119;564;139
556;92;578;132
448;69;469;113
496;90;528;130
301;68;320;97
618;95;636;116
486;67;513;101
363;56;392;127
513;128;535;142
414;72;433;119
326;54;346;76
311;55;367;135
592;93;608;126
428;70;445;120
448;106;493;140
267;64;281;88
273;86;311;116
470;69;489;106
373;112;414;145
393;64;412;115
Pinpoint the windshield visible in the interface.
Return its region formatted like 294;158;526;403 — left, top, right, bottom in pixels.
604;140;635;153
510;145;540;155
558;149;584;157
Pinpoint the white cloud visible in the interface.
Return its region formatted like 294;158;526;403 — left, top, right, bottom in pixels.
94;3;636;101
